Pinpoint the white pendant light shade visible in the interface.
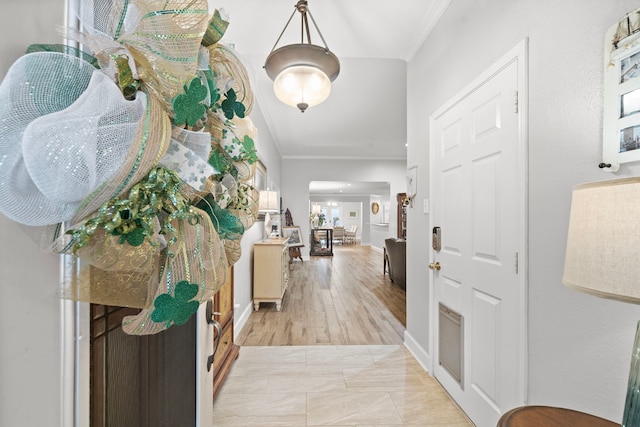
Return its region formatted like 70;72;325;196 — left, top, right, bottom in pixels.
264;1;340;112
273;65;331;112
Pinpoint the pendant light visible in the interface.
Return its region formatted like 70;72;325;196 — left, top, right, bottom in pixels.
264;0;340;112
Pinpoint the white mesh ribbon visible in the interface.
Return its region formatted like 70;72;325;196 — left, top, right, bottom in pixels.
24;71;144;205
0;52;144;226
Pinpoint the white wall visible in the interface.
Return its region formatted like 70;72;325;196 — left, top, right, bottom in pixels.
0;4;66;426
282;159;406;258
234;100;282;334
406;0;640;422
369;196;392;250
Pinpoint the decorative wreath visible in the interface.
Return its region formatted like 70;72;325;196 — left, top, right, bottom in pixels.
0;1;261;335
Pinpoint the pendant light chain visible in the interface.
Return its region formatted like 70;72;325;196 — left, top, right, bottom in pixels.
268;8;298;54
305;8;331;51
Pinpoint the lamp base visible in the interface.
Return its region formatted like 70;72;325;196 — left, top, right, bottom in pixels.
264;212;272;239
623;320;640;426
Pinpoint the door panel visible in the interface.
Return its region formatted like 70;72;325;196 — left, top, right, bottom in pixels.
472;153;500;263
430;44;526;427
470;289;500;405
90;305;197;427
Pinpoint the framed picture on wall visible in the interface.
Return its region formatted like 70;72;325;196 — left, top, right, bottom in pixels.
253;160;267;220
602;7;640;171
253;159;266;191
348;210;358;218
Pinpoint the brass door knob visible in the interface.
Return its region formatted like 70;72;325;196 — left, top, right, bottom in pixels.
428;262;441;271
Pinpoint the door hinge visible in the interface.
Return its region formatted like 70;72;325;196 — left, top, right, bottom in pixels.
515;252;519;274
514;90;519;114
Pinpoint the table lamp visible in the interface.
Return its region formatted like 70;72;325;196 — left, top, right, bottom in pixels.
258;190;279;238
563;177;640;426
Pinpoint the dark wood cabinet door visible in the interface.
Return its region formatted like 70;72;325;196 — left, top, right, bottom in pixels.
90;305;196;427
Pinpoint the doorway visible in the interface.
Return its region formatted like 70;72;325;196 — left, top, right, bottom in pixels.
308;180;392;248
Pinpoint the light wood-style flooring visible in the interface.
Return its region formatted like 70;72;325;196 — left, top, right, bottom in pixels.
236;244;406;346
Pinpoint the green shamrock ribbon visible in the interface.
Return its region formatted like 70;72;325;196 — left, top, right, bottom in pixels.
240;135;258;164
208;148;231;175
151;280;200;326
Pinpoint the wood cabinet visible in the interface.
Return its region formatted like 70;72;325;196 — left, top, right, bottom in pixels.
213;267;239;398
253;238;289;311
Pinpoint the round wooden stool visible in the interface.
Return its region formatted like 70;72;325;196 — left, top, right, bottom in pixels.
497;406;617;427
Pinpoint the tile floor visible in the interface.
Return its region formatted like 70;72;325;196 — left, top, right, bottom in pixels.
212;345;473;426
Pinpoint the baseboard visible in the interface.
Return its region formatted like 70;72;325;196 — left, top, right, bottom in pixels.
404;330;432;374
234;302;253;341
370;245;383;253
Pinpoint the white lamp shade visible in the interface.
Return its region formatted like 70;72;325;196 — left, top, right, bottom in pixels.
563;177;640;303
265;43;340;112
258;190;279;213
273;65;331;110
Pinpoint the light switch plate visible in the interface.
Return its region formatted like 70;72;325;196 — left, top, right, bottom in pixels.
423;199;429;214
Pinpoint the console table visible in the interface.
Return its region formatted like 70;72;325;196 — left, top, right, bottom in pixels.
253;238;289;311
310;228;333;256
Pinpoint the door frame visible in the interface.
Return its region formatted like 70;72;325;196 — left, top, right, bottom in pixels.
427;39;529;405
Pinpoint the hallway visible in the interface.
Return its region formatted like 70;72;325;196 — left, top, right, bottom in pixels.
213;245;472;426
237;245;406;346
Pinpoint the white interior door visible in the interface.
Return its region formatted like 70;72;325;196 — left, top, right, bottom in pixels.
429;41;527;426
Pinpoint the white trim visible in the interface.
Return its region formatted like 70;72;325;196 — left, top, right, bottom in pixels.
401;0;452;62
428;38;529;408
76;303;90;427
516;39;530;405
404;330;433;373
234;301;254;341
60;298;75;427
60;251;91;427
370;245;384;253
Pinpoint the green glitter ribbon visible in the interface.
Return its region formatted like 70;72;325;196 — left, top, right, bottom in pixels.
113;54;141;99
67;166;199;254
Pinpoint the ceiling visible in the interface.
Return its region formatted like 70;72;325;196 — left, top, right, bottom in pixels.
213;0;449;160
309;181;390;198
